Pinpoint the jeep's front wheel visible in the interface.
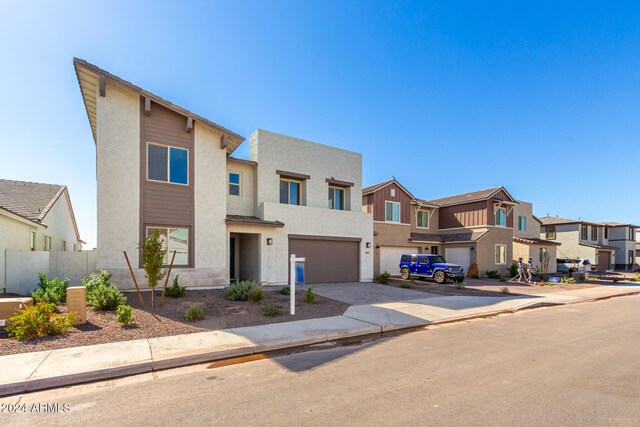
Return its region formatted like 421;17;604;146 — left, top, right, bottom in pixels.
434;271;446;284
400;268;410;280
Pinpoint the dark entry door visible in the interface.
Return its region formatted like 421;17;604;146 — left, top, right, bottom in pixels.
230;237;236;279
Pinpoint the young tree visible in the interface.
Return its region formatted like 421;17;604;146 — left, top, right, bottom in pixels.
139;230;167;307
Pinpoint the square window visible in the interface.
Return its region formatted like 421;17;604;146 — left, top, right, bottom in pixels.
328;187;344;210
385;201;400;222
147;143;188;185
279;179;301;205
546;226;556;240
146;227;189;266
229;172;241;196
148;144;168;181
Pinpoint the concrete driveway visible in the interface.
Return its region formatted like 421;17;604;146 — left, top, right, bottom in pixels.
301;282;440;305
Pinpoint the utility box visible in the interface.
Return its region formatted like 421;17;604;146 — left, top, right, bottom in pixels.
0;298;33;328
66;286;87;325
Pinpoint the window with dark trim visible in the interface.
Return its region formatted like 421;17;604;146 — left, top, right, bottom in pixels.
146;227;189;266
495;208;506;227
417;210;429;228
147;143;188;185
581;225;588;240
228;172;240;196
385;201;400;222
328;187;344;210
518;216;526;231
280;179;301;205
546;226;556;240
591;226;598;241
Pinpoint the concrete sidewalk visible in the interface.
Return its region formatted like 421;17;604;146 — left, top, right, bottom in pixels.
1;284;639;397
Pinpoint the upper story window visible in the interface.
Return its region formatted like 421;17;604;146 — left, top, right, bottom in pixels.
417;210;429;228
280;179;301;205
495;207;506;227
385;201;400;223
147;143;188;185
30;231;36;251
546;226;556;240
518;216;526;231
629;228;635;241
328;187;344;210
605;227;609;239
591;226;598;241
581;225;588;240
228;172;241;196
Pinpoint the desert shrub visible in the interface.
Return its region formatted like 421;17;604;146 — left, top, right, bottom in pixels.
248;283;264;304
225;280;254;301
82;270;112;301
30;273;68;305
7;302;76;341
88;283;127;311
561;277;576;284
280;285;291;296
499;278;507;282
185;303;205;322
400;283;412;289
486;270;502;280
304;287;316;303
116;305;135;325
165;275;186;298
508;263;519;278
500;286;510;294
632;275;640;282
262;302;283;317
469;273;479;279
376;271;392;284
455;281;466;290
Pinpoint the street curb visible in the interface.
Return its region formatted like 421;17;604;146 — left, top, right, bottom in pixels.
2;289;639;398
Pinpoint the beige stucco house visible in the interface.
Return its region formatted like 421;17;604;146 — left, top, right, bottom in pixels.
74;58;373;289
511;201;559;274
0;179;83;292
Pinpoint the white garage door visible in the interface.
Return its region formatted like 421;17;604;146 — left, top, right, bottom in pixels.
380;246;415;276
445;248;471;274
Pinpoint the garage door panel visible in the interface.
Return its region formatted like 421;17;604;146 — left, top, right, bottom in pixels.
380;246;414;276
289;238;359;283
445;248;471;273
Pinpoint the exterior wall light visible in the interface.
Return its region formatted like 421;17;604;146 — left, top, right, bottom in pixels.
267;238;273;245
366;242;371;248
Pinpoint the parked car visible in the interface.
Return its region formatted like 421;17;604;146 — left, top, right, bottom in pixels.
556;258;581;273
399;254;465;284
578;259;593;272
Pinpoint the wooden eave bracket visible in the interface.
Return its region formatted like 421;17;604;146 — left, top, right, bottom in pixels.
186;117;194;133
220;133;229;149
99;76;106;97
144;97;151;116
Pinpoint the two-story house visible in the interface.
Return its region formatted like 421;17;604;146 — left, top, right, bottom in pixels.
0;179;84;292
538;217;617;271
598;222;637;270
363;180;520;276
74;58;373;288
511;201;560;273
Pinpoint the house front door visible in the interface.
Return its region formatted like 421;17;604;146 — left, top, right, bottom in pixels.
230;237;236;280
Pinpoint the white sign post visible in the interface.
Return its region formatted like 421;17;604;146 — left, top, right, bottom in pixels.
289;254;305;315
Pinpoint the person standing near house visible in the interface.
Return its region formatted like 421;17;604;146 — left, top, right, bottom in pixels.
517;258;527;283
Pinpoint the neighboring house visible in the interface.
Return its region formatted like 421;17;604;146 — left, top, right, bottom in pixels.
363;180;520;276
538;216;617;271
511;201;559;273
598;222;638;270
74;58;373;288
0;179;83;292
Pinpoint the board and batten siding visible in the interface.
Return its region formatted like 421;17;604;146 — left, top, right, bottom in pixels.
140;99;195;267
439;201;488;229
370;183;412;224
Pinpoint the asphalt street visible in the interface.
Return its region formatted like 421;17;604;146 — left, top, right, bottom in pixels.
2;295;640;426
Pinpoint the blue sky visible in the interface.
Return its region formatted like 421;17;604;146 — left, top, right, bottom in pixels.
1;1;639;248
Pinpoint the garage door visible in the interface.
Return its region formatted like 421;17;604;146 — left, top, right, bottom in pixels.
288;237;359;283
380;246;415;276
445;247;471;273
597;252;610;271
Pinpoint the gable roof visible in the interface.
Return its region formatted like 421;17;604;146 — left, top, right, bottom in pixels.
538;216;601;227
362;178;415;199
426;186;516;207
73;58;245;155
0;179;81;240
599;221;640;228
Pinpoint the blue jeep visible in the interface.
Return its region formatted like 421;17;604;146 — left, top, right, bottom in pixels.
399;254;465;284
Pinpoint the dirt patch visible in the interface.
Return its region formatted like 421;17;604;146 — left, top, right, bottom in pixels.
0;288;348;356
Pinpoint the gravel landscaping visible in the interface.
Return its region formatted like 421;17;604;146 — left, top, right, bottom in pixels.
0;288;348;356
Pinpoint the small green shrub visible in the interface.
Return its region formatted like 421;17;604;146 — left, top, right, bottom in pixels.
376;271;392;284
262;302;283;317
470;273;479;279
304;287;316;303
499;278;507;282
225;280;254;301
486;270;502;280
165;275;186;298
88;283;127;311
508;263;519;278
455;281;466;290
400;283;412;289
500;286;510;294
82;270;112;301
185;303;205;322
613;278;620;283
280;285;291;296
30;273;68;305
7;302;76;341
248;283;264;304
116;305;135;325
561;277;576;284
